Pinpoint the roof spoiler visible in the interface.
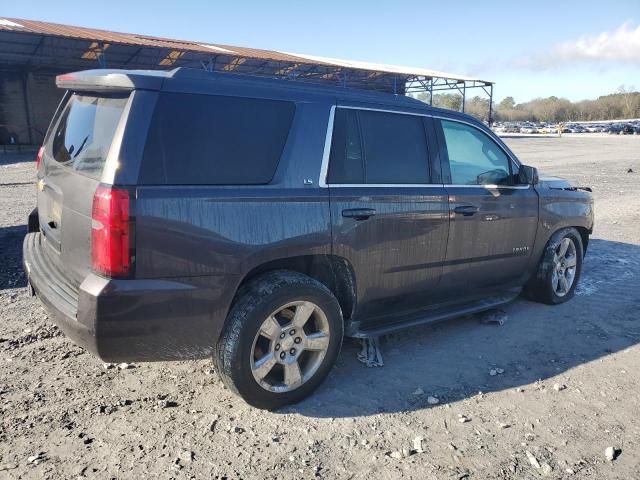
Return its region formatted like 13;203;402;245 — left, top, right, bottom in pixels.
56;69;173;92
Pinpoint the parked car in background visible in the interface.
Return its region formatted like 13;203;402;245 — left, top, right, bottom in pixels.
608;124;623;134
622;124;635;135
520;126;539;134
23;68;595;409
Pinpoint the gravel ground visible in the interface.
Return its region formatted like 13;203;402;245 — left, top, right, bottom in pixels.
1;136;639;479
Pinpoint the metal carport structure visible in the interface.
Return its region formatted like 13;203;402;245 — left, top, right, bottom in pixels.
0;17;493;145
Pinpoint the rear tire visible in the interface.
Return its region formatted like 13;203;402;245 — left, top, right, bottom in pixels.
526;227;584;305
215;270;343;410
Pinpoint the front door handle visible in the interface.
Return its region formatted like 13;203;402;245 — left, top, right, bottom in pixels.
342;208;376;220
453;205;479;216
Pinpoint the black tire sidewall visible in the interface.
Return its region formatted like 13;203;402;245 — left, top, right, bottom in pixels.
217;274;343;410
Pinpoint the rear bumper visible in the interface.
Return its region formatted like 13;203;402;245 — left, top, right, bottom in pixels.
23;232;235;362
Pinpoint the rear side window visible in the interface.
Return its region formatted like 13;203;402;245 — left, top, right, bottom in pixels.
441;120;511;186
327;109;364;183
140;93;295;185
49;93;128;179
327;108;430;184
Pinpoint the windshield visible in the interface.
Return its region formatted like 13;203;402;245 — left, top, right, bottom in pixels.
48;93;128;179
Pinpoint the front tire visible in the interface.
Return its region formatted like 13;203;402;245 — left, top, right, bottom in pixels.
526;227;584;305
215;270;343;410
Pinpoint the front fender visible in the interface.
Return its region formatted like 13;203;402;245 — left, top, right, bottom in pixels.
529;185;594;274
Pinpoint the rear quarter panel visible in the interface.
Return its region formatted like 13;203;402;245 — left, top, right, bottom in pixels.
134;187;331;278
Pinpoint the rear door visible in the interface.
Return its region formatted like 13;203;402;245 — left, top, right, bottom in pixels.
435;117;538;294
327;106;449;326
37;92;130;287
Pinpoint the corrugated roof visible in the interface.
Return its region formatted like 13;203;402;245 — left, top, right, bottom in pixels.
0;17;311;64
0;17;491;84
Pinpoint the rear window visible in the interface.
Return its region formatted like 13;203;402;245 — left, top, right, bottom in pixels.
48;93;128;179
139;93;295;185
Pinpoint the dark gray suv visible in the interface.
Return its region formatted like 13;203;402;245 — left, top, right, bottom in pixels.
23;68;594;409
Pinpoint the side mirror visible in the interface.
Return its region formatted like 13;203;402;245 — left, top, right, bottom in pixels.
519;165;539;185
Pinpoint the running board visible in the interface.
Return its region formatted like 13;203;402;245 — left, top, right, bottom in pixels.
346;292;520;338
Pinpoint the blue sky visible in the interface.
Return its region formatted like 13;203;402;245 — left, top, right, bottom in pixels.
4;0;640;102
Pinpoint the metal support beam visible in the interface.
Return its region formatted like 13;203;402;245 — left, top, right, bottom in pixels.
21;71;33;144
122;47;143;67
429;78;433;105
488;83;494;125
98;46;107;68
461;82;466;113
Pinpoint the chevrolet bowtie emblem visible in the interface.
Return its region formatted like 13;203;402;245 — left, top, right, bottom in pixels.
37;179;46;191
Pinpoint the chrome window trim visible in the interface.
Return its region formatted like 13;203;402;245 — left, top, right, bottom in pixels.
318;105;525;188
318;105;335;188
328;183;444;188
338;104;429;117
445;184;531;190
327;183;530;189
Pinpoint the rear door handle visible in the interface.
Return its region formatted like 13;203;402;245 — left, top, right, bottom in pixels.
342;208;376;220
453;205;479;216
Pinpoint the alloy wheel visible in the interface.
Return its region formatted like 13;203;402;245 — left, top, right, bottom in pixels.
250;301;331;393
551;237;577;297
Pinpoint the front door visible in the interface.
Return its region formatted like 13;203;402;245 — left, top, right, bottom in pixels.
326;106;449;325
435;118;539;294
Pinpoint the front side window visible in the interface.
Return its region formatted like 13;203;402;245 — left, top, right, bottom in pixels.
327;109;430;184
441;120;511;186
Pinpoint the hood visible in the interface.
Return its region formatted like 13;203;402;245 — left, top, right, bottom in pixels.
538;174;592;192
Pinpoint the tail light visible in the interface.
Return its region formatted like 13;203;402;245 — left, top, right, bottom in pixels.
35;146;44;170
91;185;131;277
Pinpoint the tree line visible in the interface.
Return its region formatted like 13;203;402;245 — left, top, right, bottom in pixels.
415;85;640;123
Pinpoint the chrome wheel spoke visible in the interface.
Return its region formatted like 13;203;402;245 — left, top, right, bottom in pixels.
559;275;569;293
260;316;282;340
252;353;277;380
304;332;330;351
565;255;577;268
557;238;570;258
292;302;315;328
283;361;302;387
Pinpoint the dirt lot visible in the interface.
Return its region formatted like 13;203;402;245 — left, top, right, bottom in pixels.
1;136;639;479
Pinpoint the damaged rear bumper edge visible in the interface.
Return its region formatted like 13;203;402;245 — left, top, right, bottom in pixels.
23;232;233;363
